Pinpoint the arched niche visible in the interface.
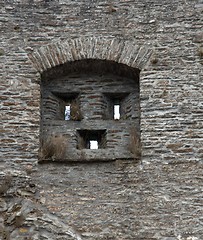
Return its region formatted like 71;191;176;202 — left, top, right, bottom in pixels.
39;59;141;162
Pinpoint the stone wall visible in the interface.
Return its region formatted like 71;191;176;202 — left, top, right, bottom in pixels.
0;0;202;239
40;59;140;161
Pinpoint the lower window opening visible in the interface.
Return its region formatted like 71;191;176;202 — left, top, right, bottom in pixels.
77;130;106;149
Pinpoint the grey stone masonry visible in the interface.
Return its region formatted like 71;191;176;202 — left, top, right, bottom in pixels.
28;37;152;73
0;0;203;239
40;59;141;162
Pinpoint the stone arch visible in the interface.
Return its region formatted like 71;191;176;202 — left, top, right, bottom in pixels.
28;37;152;74
29;36;152;162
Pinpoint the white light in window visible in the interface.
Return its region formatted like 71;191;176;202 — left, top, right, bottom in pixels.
90;140;98;149
114;104;120;120
65;105;71;120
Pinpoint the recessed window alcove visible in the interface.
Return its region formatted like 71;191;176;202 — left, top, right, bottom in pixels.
39;59;141;162
77;130;107;149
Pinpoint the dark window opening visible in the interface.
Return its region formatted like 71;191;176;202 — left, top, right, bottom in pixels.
77;130;106;149
65;100;82;121
50;92;82;121
103;93;130;120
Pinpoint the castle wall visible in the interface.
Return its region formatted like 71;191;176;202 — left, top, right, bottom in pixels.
0;0;202;239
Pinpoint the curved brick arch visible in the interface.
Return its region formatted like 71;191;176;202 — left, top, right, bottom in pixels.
28;37;152;73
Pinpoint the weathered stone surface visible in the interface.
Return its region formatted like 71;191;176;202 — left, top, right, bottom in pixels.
40;60;140;162
29;37;152;73
0;0;203;239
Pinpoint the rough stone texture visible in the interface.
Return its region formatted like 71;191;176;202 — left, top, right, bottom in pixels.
0;0;203;239
40;59;140;161
28;37;152;73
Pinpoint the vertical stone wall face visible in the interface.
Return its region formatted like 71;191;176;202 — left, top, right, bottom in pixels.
40;60;140;161
0;0;202;239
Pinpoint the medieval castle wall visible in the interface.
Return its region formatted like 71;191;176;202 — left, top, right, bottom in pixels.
0;0;202;239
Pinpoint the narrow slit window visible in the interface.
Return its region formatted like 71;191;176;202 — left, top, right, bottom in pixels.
90;140;98;149
65;105;71;120
64;100;82;121
114;104;120;120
